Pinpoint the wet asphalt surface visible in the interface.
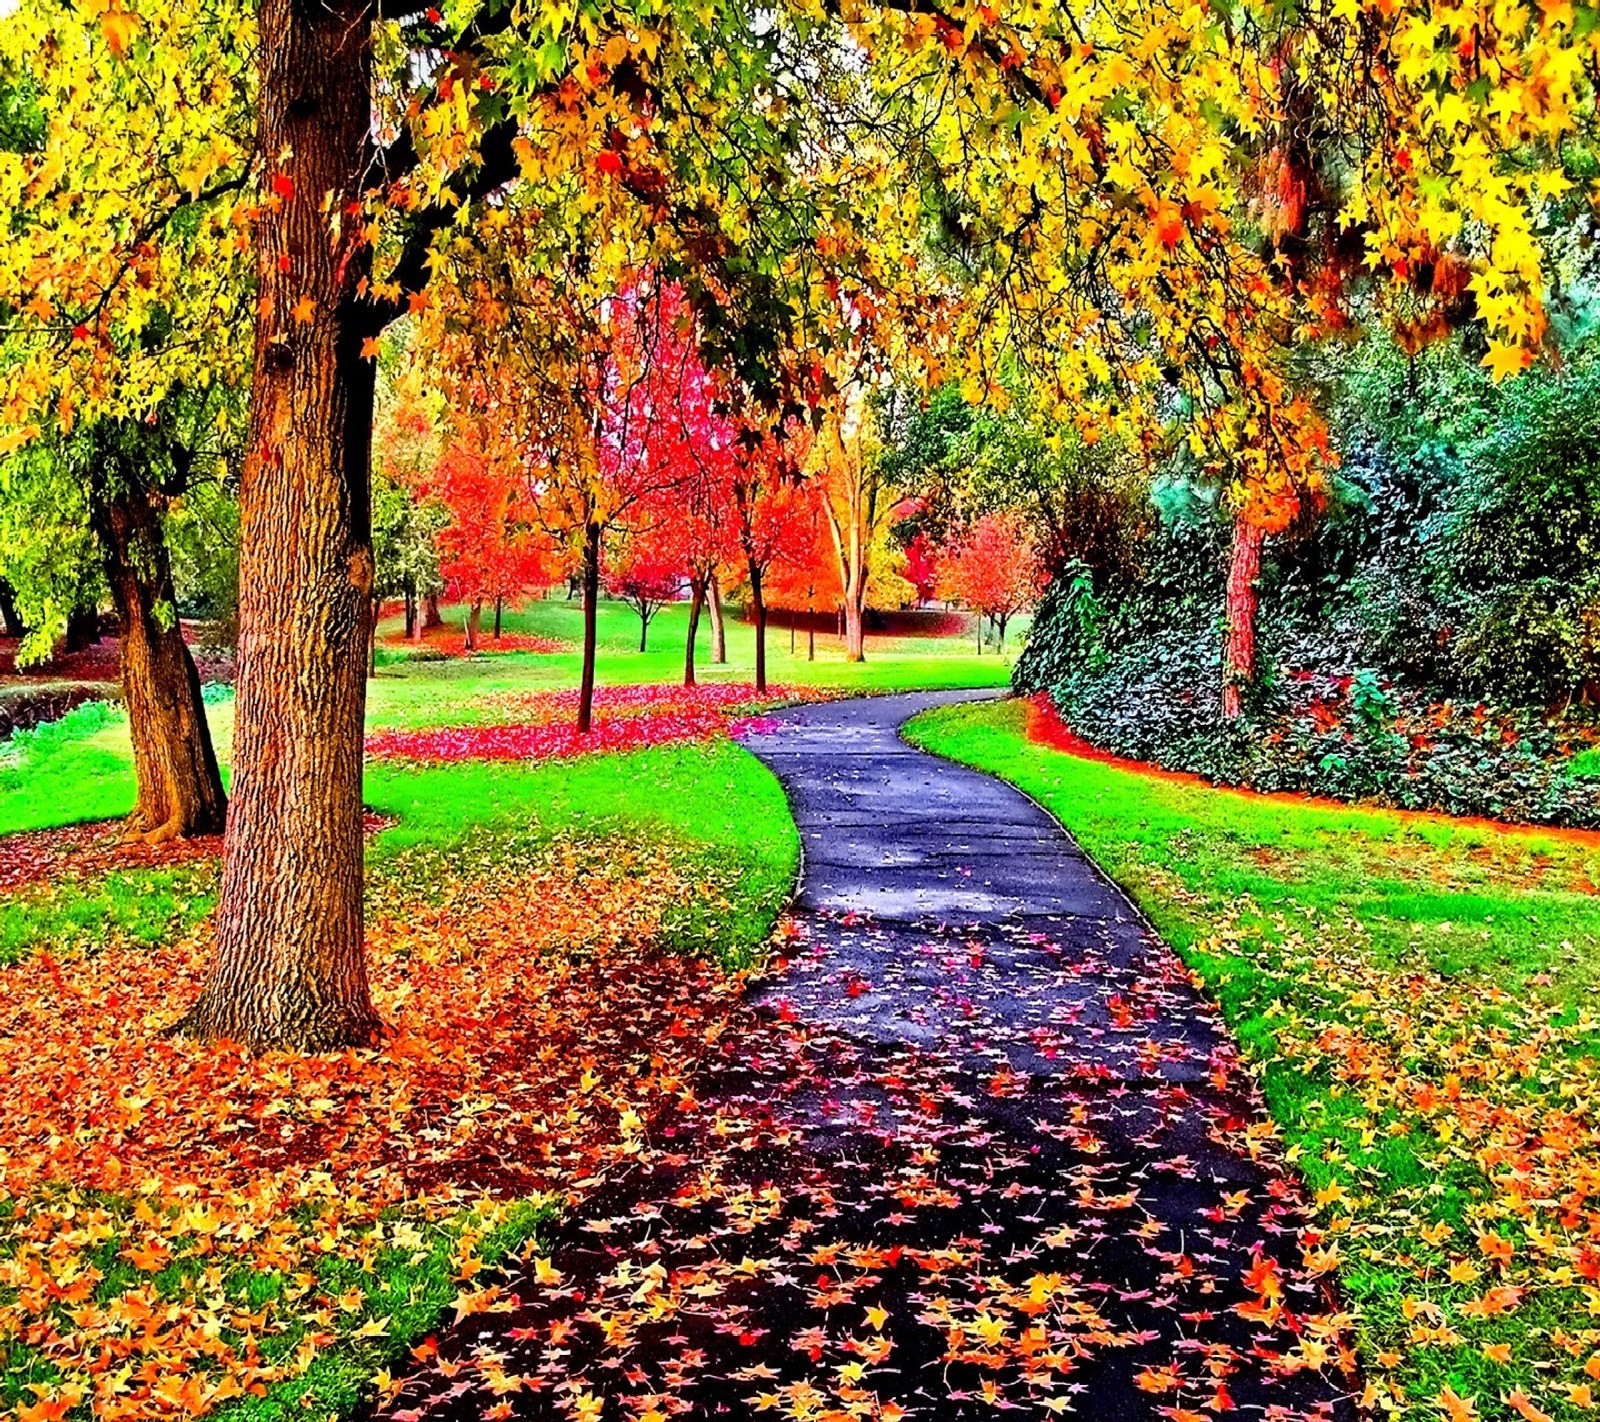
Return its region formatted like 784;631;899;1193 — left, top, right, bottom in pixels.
371;690;1357;1421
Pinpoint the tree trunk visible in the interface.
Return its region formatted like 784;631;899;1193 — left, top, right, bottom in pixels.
578;521;601;734
0;581;23;638
996;612;1009;652
92;475;227;844
843;598;866;662
684;577;705;687
423;593;443;630
403;588;417;640
493;596;502;641
178;0;381;1052
1222;516;1266;720
749;561;768;695
464;601;482;652
65;605;102;652
638;604;650;653
707;573;727;663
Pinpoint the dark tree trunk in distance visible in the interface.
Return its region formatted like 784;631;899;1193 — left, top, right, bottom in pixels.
578;522;601;734
403;588;417;640
92;471;227;844
179;0;382;1052
1223;517;1266;720
65;605;102;652
0;581;23;638
493;596;502;641
748;562;768;695
684;577;705;687
423;593;443;630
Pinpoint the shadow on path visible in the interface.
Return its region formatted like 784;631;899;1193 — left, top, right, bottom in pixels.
371;689;1357;1421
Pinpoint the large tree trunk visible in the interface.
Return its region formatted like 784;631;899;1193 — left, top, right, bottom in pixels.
684;577;705;688
707;573;727;663
179;0;381;1052
1222;516;1266;721
748;562;768;695
578;521;601;734
422;593;443;630
93;475;227;844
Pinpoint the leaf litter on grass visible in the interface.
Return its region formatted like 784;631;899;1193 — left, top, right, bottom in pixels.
0;840;750;1422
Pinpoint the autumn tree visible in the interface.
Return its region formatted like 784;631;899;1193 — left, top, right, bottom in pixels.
605;536;683;652
0;0;249;841
764;485;839;661
431;433;555;650
937;511;1046;653
731;422;814;692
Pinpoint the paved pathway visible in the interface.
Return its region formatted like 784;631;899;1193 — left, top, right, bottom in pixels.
375;690;1356;1421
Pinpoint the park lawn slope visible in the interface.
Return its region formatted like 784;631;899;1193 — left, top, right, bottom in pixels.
906;696;1600;1422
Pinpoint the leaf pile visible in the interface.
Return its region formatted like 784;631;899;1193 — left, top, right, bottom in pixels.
380;630;570;658
366;683;834;766
0;840;746;1421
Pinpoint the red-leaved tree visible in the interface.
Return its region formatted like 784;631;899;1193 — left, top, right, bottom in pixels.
605;535;684;651
432;432;557;650
937;511;1047;652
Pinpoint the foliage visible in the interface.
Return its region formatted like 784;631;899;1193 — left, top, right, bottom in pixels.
935;510;1046;644
907;697;1600;1422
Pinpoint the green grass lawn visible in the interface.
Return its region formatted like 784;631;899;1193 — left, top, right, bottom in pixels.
906;697;1600;1421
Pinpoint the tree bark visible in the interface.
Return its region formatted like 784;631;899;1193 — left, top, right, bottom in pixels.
748;561;768;695
637;602;650;652
423;593;443;630
1223;516;1266;720
493;595;502;641
464;600;482;652
403;588;417;641
178;0;382;1052
92;474;227;844
578;521;601;734
684;577;705;687
707;573;727;663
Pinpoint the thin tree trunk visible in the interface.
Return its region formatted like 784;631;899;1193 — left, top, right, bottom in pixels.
578;521;600;734
684;577;705;687
790;618;796;655
403;588;416;640
638;604;649;653
464;601;482;652
179;0;381;1051
707;573;727;663
1223;516;1266;720
749;561;768;695
92;473;227;844
493;596;502;641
